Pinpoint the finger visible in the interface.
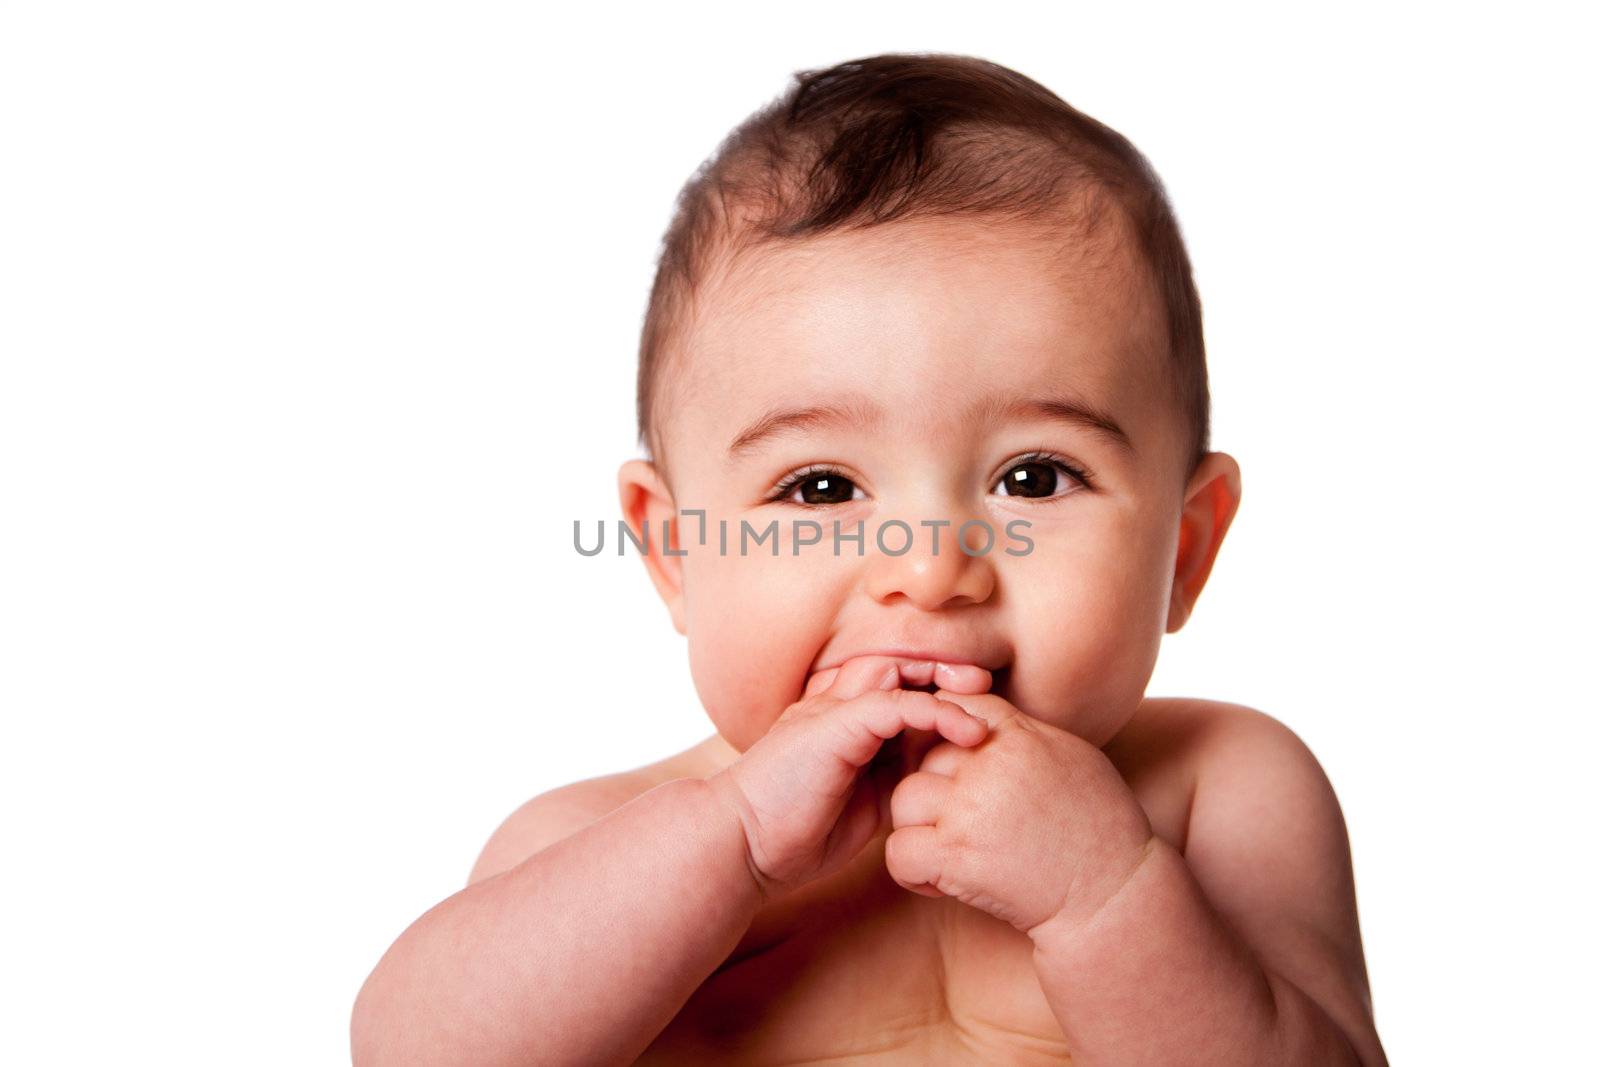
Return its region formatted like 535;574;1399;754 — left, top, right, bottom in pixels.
822;656;911;701
821;764;888;861
917;739;971;778
815;656;994;702
803;666;841;700
932;661;992;695
890;770;954;828
932;689;1019;730
932;696;990;747
884;825;945;895
828;688;988;768
865;658;992;695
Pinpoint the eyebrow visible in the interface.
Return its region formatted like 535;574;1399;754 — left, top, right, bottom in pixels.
726;396;883;457
984;394;1135;454
726;391;1134;457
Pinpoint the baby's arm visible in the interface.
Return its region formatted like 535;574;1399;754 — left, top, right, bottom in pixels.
350;774;761;1066
1028;705;1386;1065
350;656;989;1066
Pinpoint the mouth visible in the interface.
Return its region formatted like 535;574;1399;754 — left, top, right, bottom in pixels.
807;644;1014;704
892;663;1012;696
815;645;1009;673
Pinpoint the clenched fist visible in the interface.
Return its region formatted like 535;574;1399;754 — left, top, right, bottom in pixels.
708;656;992;901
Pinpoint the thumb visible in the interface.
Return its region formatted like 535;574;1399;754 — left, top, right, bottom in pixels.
804;666;841;700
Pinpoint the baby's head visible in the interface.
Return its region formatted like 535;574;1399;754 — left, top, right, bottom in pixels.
619;53;1241;752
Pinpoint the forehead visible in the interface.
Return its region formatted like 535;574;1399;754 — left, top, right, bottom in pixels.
669;214;1171;456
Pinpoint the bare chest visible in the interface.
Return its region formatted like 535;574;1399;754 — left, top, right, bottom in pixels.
638;855;1073;1066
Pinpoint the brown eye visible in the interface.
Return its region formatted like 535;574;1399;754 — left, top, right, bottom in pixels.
791;473;858;505
994;456;1092;500
997;461;1058;498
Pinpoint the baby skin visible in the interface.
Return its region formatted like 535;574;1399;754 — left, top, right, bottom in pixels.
351;215;1386;1065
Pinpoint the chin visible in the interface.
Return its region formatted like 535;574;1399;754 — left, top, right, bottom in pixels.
1000;682;1092;737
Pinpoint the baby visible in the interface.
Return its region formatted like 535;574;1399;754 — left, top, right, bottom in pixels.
352;53;1386;1065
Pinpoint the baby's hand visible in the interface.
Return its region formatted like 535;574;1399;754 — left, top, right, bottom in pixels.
884;690;1156;937
709;656;991;901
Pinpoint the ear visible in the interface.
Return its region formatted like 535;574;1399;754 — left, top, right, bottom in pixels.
617;458;688;635
1166;451;1242;633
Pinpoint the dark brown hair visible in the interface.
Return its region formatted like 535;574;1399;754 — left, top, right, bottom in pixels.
636;52;1209;486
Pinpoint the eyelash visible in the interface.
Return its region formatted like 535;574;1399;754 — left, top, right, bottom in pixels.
764;450;1096;506
766;464;857;507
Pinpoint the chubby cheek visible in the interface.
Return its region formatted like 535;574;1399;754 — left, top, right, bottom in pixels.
1006;524;1171;745
681;550;841;752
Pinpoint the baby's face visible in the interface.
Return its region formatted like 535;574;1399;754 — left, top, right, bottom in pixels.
628;214;1224;751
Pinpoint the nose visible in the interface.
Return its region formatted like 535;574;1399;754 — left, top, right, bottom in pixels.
862;518;997;610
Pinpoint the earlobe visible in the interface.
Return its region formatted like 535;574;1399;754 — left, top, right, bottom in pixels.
616;458;689;635
1166;452;1242;633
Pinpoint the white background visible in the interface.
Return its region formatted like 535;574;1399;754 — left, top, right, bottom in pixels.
3;2;1595;1063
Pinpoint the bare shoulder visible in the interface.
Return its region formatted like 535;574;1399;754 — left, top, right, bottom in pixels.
1169;698;1356;882
466;769;656;886
1166;694;1356;890
1128;698;1383;1060
1107;697;1331;808
1101;696;1266;853
1178;698;1335;792
1109;696;1350;861
466;737;730;886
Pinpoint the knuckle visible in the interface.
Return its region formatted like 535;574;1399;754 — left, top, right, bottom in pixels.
936;803;974;849
797;693;838;720
885;826;922;867
889;772;925;808
940;827;974;871
823;710;860;744
809;691;841;712
892;688;935;711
